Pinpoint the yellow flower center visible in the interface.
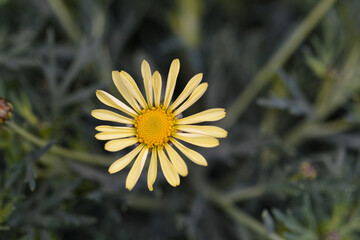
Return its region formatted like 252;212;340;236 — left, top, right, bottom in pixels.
134;107;177;148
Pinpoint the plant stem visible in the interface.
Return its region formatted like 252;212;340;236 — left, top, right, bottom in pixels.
284;119;353;146
46;0;82;42
200;185;284;240
222;0;337;129
7;121;113;166
126;194;170;212
225;185;266;202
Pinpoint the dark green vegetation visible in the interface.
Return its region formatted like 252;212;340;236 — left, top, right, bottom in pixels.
1;0;360;239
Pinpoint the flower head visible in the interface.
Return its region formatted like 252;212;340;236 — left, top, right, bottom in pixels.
0;98;13;125
92;59;226;191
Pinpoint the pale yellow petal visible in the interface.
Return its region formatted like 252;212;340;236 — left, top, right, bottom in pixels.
158;148;180;187
95;131;136;140
91;109;133;125
108;144;144;174
173;83;208;116
170;138;208;166
163;59;180;108
126;146;149;191
147;148;157;191
95;126;135;132
173;132;219;148
153;71;162;107
176;125;227;138
164;143;188;177
112;71;142;113
120;71;147;109
176;108;226;125
95;90;137;117
104;137;138;152
169;73;203;112
141;60;153;107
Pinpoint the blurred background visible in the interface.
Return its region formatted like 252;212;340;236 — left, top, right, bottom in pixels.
1;0;360;239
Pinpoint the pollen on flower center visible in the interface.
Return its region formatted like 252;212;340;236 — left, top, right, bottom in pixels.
134;107;177;148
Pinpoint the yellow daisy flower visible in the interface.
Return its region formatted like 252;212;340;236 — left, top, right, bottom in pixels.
92;59;227;191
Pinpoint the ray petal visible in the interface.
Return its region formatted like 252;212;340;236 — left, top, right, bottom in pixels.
176;125;227;138
153;71;162;107
91;109;133;125
169;73;203;112
95;131;136;140
95;90;137;117
147;148;158;191
95;126;135;132
173;83;208;116
141;60;153;107
120;71;148;109
170;138;208;166
108;144;144;174
176;108;226;125
173;132;219;148
104;137;138;152
112;71;142;113
163;59;180;108
158;148;180;187
164;143;188;177
126;146;149;190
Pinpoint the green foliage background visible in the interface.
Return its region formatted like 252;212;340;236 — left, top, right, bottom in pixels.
1;0;360;239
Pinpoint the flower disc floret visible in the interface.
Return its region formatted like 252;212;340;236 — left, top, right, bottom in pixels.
134;106;177;148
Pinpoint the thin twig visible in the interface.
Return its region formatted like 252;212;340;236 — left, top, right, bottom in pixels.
225;185;266;202
284;119;353;146
46;0;82;42
199;184;285;240
222;0;337;129
6;121;113;166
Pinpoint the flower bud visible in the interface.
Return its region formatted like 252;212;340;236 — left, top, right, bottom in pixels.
299;161;317;179
325;231;340;240
0;98;13;124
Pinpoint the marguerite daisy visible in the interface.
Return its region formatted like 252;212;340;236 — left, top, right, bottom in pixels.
92;59;226;191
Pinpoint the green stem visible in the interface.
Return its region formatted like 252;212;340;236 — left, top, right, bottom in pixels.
284;119;353;146
222;0;337;129
7;121;113;166
6;122;172;211
201;185;284;240
46;0;82;42
225;185;266;202
126;194;169;212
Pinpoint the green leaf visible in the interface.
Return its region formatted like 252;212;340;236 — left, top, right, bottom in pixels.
24;140;55;191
